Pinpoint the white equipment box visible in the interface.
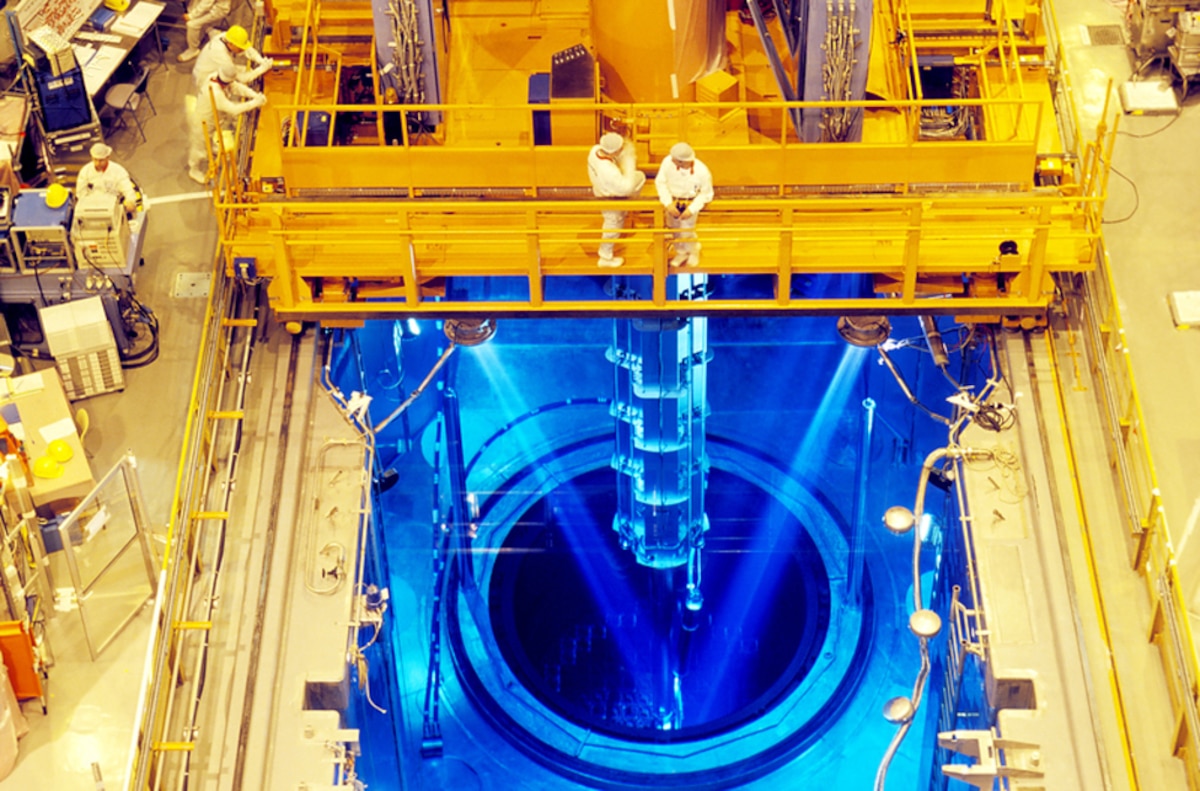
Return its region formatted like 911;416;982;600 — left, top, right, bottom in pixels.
38;296;124;400
72;192;130;268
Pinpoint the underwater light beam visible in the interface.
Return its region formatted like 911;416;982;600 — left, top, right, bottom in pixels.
469;344;559;464
549;481;644;668
692;498;793;722
791;344;871;479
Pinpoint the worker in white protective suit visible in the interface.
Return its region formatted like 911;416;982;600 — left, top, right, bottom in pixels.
654;142;714;267
586;132;646;268
76;143;138;213
178;0;233;62
192;25;274;89
188;64;266;184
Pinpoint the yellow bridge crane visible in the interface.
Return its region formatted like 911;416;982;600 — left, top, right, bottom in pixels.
207;0;1113;327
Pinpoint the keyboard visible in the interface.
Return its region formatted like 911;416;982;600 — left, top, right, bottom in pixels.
75;31;123;44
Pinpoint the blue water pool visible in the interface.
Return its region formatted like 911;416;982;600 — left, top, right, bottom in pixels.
329;309;986;790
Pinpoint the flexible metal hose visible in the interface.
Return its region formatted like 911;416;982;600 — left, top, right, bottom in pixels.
374;341;456;433
874;444;993;790
873;447;947;791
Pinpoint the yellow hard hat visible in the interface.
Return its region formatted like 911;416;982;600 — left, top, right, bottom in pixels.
45;183;69;209
33;455;63;479
47;439;74;463
225;25;250;49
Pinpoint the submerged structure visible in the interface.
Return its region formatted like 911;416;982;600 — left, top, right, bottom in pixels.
124;2;1200;791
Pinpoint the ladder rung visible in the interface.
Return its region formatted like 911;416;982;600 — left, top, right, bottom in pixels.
173;621;212;630
152;742;195;752
207;410;245;419
191;511;229;520
222;318;258;327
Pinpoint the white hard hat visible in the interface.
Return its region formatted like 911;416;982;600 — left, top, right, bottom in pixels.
90;142;112;159
670;142;695;162
599;133;623;154
217;64;237;83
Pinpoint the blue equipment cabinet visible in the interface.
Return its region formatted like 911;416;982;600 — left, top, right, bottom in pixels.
34;67;92;133
12;189;74;274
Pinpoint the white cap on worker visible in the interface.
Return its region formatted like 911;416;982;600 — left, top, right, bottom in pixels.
599;133;623;154
90;143;112;159
670;142;695;162
217;64;237;82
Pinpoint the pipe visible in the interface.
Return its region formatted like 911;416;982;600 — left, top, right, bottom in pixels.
374;341;456;433
873;446;946;791
848;397;876;607
919;315;950;369
919;315;960;390
875;444;993;791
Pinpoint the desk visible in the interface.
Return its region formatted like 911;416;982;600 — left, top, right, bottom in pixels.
1;370;94;515
70;0;165;99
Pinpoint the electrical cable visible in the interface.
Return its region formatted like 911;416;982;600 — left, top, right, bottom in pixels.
76;235;161;368
820;0;860;141
1117;111;1181;139
32;264;48;306
971;401;1015;432
350;600;389;714
116;289;160;368
1102;165;1139;224
886;323;974;356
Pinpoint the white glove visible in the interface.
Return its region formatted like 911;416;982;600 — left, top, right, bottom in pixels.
246;59;274;81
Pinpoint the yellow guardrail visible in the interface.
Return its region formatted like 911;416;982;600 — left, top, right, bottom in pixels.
252;95;1051;196
212;187;1104;320
124;244;258;791
1033;3;1200;775
269;95;1047;148
1072;242;1200;790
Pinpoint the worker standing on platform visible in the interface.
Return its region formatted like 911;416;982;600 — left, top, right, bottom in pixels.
188;65;266;184
76;143;137;213
655;142;714;267
192;25;274;89
178;0;233;63
586;132;645;268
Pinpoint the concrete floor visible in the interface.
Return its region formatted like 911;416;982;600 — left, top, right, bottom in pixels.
4;0;1200;788
0;6;220;789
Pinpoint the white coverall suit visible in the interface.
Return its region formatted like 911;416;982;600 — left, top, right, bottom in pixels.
184;0;232;54
654;156;714;265
586;144;645;262
76;160;138;209
188;76;265;178
193;33;273;89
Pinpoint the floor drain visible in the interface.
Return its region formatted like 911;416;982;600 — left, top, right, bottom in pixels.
173;272;212;298
1086;24;1125;46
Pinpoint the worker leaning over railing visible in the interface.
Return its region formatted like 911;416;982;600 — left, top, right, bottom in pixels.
191;25;274;90
188;64;266;185
655;142;714;268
